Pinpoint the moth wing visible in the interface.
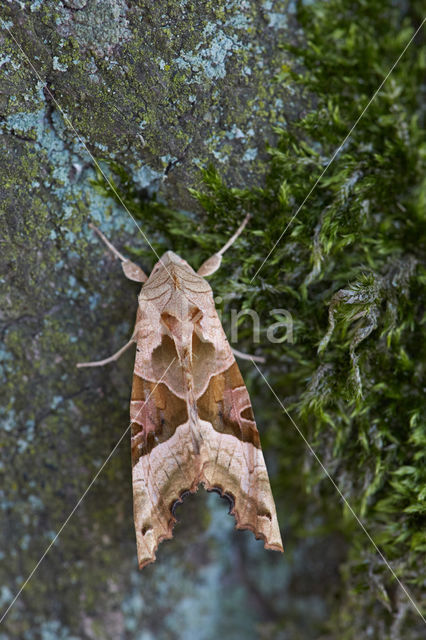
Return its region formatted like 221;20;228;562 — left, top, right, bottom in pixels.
196;358;283;552
130;372;202;569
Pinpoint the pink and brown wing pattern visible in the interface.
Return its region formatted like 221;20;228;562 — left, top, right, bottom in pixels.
130;373;200;568
196;358;283;552
130;253;282;568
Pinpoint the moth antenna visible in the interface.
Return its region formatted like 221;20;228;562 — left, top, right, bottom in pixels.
89;223;128;263
89;223;148;282
197;213;251;277
217;213;251;257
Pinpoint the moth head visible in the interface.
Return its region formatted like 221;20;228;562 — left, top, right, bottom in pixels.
148;251;194;277
161;251;192;267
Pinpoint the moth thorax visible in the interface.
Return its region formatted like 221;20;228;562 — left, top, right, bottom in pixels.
160;306;203;335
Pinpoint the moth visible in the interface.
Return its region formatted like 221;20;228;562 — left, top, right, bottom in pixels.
77;217;283;568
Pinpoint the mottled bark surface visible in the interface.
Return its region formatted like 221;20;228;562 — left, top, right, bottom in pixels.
0;2;332;639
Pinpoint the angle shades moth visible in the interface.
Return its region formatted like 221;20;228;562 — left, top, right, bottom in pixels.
77;217;283;568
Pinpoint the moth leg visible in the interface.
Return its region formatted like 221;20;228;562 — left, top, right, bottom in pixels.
77;338;135;368
231;347;265;364
89;223;148;283
197;213;251;276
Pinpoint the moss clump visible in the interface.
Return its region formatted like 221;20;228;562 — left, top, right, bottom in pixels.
91;1;425;637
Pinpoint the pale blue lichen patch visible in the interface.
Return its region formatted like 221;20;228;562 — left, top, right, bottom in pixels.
132;163;164;193
0;586;13;609
175;22;244;82
3;99;140;236
39;619;78;640
52;55;68;72
225;124;246;140
93;141;110;152
242;147;258;161
4;107;45;139
54;0;132;56
0;407;16;433
160;154;178;166
0;54;11;68
0;19;13;30
157;58;168;71
262;0;289;29
30;0;44;12
267;12;288;29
